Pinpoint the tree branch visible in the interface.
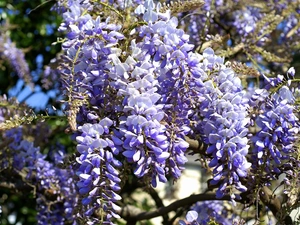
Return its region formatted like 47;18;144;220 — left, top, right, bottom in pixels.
120;186;294;224
0;168;34;193
0;180;33;193
184;136;207;155
119;192;232;221
148;187;169;224
259;186;293;225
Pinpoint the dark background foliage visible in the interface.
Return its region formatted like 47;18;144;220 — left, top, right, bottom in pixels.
0;1;61;224
0;0;61;109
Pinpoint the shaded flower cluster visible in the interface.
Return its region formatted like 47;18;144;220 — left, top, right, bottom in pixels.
179;201;233;225
2;128;35;171
232;6;262;38
36;158;77;225
0;33;32;86
41;58;61;90
184;0;228;46
1;128;77;225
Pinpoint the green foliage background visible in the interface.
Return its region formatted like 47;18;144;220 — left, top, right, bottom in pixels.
0;0;61;103
0;1;62;224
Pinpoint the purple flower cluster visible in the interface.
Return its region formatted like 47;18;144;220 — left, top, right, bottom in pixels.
53;0;93;31
194;48;251;199
115;0;194;183
53;0;300;223
75;118;122;224
2;128;37;172
58;1;125;122
2;128;77;225
55;1;124;223
36;158;77;225
0;33;32;86
179;201;232;225
232;6;262;38
251;68;299;181
119;92;172;186
57;0;199;221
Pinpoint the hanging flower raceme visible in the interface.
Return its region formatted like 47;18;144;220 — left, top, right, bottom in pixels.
120;92;171;186
251;68;299;182
57;0;125;128
75;118;122;224
123;0;206;182
0;34;32;86
193;48;251;200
